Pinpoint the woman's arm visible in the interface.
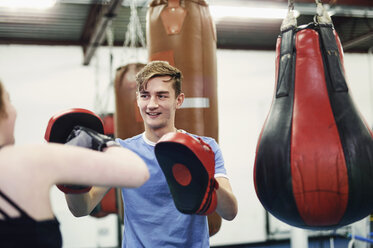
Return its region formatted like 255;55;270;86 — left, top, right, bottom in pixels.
0;144;149;217
29;143;149;188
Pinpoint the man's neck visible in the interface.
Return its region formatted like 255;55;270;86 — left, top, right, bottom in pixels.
144;126;177;143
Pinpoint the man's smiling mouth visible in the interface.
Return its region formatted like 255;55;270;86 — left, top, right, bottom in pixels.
147;112;161;117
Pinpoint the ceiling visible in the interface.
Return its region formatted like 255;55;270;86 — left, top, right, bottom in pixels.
0;0;372;65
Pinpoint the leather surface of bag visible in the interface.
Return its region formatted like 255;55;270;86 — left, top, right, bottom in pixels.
90;188;118;218
254;20;373;229
147;0;221;235
114;63;146;139
147;0;218;140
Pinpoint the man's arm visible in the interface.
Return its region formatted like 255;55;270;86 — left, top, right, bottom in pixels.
65;186;110;217
215;177;238;221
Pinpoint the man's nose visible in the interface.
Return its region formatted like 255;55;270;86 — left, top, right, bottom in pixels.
148;96;159;109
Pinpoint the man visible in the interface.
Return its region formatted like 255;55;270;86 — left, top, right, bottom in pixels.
65;61;238;247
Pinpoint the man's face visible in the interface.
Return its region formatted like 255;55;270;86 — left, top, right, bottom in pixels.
137;76;184;131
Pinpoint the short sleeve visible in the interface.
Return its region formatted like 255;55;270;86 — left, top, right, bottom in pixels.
200;137;228;179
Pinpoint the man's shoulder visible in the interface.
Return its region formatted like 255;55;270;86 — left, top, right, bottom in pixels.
181;131;219;151
184;131;216;144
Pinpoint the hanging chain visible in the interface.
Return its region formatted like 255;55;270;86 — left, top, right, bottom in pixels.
281;0;333;31
315;0;332;25
288;0;294;11
94;52;102;113
100;20;115;113
106;20;114;87
122;0;146;64
94;21;115;114
280;0;297;31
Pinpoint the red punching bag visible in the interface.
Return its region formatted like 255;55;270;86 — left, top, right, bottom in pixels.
254;0;373;230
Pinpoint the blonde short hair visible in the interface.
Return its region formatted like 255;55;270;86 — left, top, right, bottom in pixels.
135;61;183;97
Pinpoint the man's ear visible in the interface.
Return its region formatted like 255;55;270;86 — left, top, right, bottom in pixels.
176;93;185;109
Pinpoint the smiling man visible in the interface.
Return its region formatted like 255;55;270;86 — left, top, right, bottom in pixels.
137;74;182;138
65;61;237;248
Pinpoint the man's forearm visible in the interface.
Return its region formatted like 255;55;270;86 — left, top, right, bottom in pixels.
215;177;238;221
65;186;110;217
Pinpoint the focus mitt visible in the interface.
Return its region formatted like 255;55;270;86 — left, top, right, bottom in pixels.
44;108;112;194
45;108;104;143
155;132;219;215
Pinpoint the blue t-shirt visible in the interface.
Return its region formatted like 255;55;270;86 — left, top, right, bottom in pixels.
116;132;227;248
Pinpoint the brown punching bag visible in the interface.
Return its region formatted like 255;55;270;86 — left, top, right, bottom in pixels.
114;63;146;139
147;0;221;236
91;63;146;220
95;64;145;221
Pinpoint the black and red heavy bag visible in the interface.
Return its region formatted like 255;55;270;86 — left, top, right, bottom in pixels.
254;0;373;230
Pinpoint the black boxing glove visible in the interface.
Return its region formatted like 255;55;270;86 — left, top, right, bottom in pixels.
65;126;120;151
56;126;120;194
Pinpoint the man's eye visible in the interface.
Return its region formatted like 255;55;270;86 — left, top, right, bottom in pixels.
158;95;167;99
140;94;149;98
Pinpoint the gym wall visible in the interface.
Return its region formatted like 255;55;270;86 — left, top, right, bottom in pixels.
0;44;371;247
